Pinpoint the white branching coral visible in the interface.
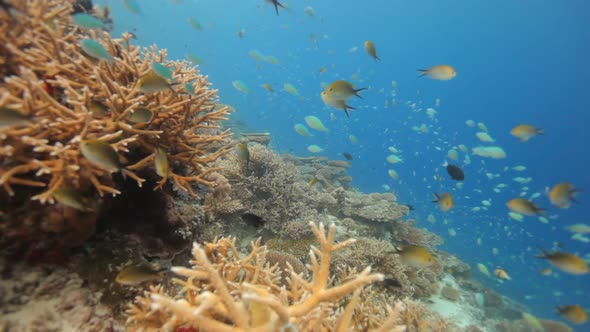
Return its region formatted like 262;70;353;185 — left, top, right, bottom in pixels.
126;222;406;331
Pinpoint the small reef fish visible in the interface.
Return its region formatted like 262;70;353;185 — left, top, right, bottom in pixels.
323;80;366;100
262;83;275;93
494;268;511;280
506;198;544;216
248;50;265;61
122;0;141;14
447;149;459;161
539;268;552;276
89;99;109;117
309;176;317;186
417;65;456;80
283;83;299;96
549;182;580;208
395;245;435;268
556;305;588;324
154;148;169;178
53;187;92;212
294;123;313;136
522;313;543;331
138;73;177;94
303;6;315;17
237;28;246;38
187;17;202;30
115;264;165;286
127;107;153;124
232;80;250;93
320;91;356;117
476;131;495;143
304;115;328;132
444;161;464;181
80;39;113;63
537;248;589;275
0;106;30;129
510;124;544;142
433;192;453;212
236;143;250;167
186;53;204;65
71;13;106;30
348;135;359;144
151;63;174;81
472;146;506;159
307;145;323;153
566;224;590;234
265;55;279;65
80;139;127;173
512;165;527;171
364;40;380;61
342;152;353;161
266;0;285;15
386;154;403;164
477;263;490;277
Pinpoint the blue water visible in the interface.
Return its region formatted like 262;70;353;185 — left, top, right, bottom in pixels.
102;0;590;325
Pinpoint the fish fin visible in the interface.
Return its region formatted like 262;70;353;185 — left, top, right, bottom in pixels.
417;69;428;78
344;109;349;118
375;56;381;62
570;188;583;204
432;192;440;202
536;128;545;135
353;87;367;99
535;246;549;259
273;1;284;15
442;160;448;167
535;207;547;215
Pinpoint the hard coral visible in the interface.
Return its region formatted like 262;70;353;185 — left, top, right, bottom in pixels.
0;0;232;246
343;192;408;224
206;144;337;238
126;222;406;331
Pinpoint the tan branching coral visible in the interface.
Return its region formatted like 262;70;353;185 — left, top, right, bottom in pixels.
126;222;406;331
0;0;232;202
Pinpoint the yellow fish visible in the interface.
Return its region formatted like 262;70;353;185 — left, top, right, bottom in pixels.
236;143;250;167
115;264;165;286
324;80;366;100
262;83;275;93
138;73;177;94
320;91;356;118
154;148;169;178
494;268;511;280
432;192;453;211
506;198;544;216
80;139;126;173
537;248;589;275
417;65;457;80
309;176;317;186
364;40;380;61
53;187;92;212
396;245;435;268
510;124;543;142
549;182;580;209
557;305;588;324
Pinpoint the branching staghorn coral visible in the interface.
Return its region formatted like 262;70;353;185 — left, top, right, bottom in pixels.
0;0;232;203
126;222;406;331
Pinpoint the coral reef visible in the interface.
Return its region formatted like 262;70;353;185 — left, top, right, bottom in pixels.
126;222;406;331
400;300;460;332
390;220;444;252
343;192;408;224
284;154;354;191
205;143;337;238
0;259;122;331
0;0;231;251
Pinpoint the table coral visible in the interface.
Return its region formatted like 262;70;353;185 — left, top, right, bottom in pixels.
126;222;406;331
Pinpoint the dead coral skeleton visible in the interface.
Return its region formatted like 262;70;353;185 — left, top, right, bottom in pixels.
0;0;232;203
126;222;406;331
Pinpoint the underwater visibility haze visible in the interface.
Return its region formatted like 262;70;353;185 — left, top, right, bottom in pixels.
1;0;589;331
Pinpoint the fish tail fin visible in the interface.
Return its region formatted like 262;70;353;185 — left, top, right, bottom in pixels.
535;246;548;259
570;187;583;204
417;69;428;78
344;109;350;118
375;56;381;62
432;192;440;203
537;128;545;135
354;87;367;98
442;160;448;167
536;207;547;215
